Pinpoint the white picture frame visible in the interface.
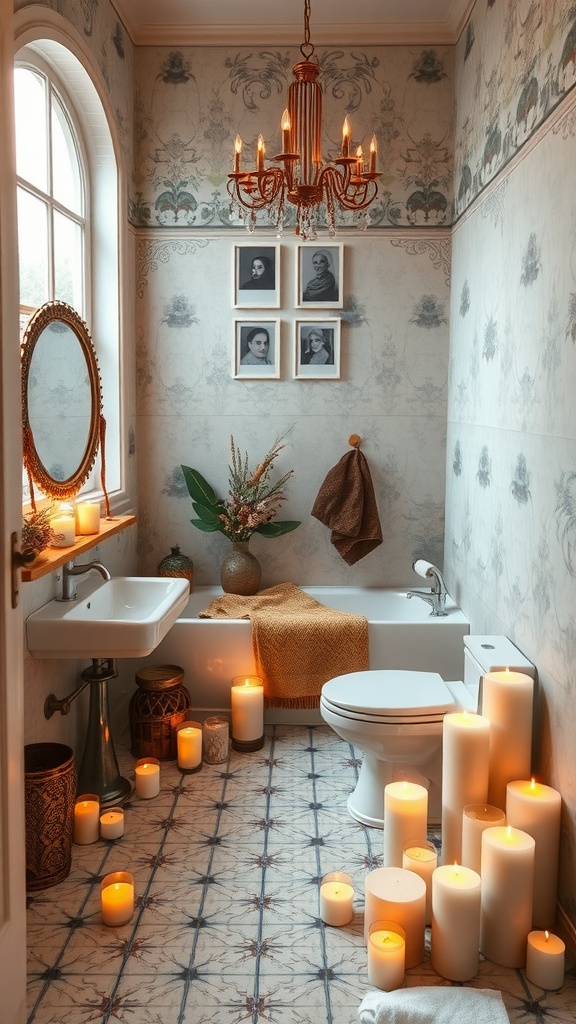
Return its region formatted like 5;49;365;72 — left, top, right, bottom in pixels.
294;319;341;379
233;243;281;308
233;319;281;379
296;243;343;309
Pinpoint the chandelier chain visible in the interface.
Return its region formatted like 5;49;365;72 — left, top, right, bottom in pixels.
300;0;315;61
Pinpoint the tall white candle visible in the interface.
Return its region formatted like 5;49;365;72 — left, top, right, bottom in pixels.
367;921;406;991
526;930;565;990
176;722;203;771
100;807;124;840
73;794;100;844
482;670;534;810
231;676;264;744
461;804;506;874
431;863;482;981
134;758;160;798
506;779;561;929
383;781;428;867
319;872;354;927
480;825;535;967
364;866;426;969
100;871;134;927
402;839;437;925
441;711;490;865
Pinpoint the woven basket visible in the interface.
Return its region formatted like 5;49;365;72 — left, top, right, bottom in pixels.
24;743;76;892
129;665;191;760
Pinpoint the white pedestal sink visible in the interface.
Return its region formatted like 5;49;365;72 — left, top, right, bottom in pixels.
26;576;190;805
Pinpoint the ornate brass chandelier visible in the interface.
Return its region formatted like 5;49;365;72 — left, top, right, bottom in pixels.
227;0;380;241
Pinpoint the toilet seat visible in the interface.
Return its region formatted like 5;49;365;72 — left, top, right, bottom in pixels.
321;670;457;721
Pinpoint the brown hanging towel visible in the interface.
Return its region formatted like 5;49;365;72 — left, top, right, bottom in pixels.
311;446;383;565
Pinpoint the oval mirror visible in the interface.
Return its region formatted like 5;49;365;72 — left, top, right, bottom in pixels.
21;300;105;502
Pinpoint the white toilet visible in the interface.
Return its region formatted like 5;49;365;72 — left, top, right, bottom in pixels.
320;635;535;829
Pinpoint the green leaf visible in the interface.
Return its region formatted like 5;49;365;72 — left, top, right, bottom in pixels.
192;502;224;529
181;466;218;506
189;518;220;533
256;520;301;537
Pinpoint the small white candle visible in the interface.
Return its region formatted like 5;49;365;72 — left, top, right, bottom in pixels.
50;514;75;547
100;807;124;840
506;779;561;929
319;872;354;927
402;839;437;925
461;803;506;874
480;825;535;967
526;930;565;990
177;722;202;771
441;710;490;865
431;863;482;981
367;921;406;991
75;501;100;535
134;758;160;798
100;871;134;927
364;866;426;969
383;781;428;867
73;794;100;844
231;676;264;745
482;669;534;810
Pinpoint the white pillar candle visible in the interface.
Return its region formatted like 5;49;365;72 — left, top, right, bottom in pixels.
231;675;264;746
100;871;135;927
481;670;534;810
480;825;535;967
431;863;482;981
134;758;160;798
75;501;100;535
100;807;124;840
367;921;406;991
462;804;506;874
506;779;561;929
176;721;203;771
526;930;565;990
402;839;438;925
50;514;75;547
441;711;490;865
73;794;100;844
383;781;428;867
319;872;354;927
364;866;426;969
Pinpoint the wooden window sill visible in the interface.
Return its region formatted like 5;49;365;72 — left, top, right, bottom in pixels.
21;514;136;583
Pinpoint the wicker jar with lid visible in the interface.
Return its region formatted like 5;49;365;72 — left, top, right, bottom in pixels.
129;664;191;761
157;545;194;588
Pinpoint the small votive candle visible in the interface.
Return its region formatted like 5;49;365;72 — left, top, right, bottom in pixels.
176;720;203;772
73;794;100;844
100;807;124;840
75;501;100;535
319;872;354;927
100;871;134;927
526;930;565;990
203;715;229;764
134;758;160;798
50;503;75;547
367;921;406;991
402;838;438;925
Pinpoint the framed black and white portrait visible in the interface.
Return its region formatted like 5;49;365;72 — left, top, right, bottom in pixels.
296;243;343;308
294;320;341;379
233;243;280;308
233;319;280;379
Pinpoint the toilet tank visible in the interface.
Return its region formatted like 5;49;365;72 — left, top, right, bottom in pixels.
463;635;536;710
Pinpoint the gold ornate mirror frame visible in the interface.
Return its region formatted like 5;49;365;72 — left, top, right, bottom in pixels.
21;300;110;513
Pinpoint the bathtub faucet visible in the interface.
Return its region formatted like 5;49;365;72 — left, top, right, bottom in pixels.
406;559;448;616
58;559;111;601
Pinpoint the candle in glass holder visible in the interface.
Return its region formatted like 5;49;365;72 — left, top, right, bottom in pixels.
101;871;134;927
202;716;229;764
176;721;203;771
100;807;124;840
367;921;406;990
402;839;437;925
319;872;354;927
75;501;100;535
526;930;565;990
50;507;75;547
384;781;428;867
134;758;160;798
73;794;100;844
231;676;264;750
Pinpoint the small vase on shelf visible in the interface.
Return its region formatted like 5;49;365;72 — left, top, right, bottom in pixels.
220;541;261;596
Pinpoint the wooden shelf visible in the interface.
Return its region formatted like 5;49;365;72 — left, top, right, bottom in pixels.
21;514;137;582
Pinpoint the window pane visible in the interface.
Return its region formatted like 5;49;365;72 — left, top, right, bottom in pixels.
54;211;83;310
17;186;49;307
14;67;48;193
52;93;83;215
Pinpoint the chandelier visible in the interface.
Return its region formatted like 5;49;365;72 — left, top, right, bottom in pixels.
227;0;380;240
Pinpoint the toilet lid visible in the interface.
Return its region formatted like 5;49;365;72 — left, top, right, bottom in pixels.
321;670;456;717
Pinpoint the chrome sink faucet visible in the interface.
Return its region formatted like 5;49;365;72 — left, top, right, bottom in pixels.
59;559;111;601
406;559;448;616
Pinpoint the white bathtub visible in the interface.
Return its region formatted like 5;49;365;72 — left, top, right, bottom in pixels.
132;586;470;724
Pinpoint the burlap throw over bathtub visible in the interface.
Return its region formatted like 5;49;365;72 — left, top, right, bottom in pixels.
198;582;369;707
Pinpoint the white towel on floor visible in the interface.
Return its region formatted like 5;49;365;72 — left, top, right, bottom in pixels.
358;987;509;1024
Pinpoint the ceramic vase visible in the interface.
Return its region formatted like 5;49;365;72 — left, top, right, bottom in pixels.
220;541;261;596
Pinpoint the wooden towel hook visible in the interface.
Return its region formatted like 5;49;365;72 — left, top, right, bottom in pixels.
348;434;362;448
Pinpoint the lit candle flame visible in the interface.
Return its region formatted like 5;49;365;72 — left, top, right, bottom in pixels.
545;930;550;942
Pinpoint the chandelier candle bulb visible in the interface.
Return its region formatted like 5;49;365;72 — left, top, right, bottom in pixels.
482;669;534;810
431;863;482;981
506;779;562;929
462;804;506;874
231;676;264;751
480;825;535;967
281;109;291;152
440;711;490;865
100;871;134;927
319;872;354;927
73;794;100;845
176;721;203;772
364;867;426;969
341;115;351;157
100;807;124;840
355;145;363;176
75;501;100;535
402;839;438;925
257;134;265;171
367;921;406;991
134;758;160;798
526;930;565;990
383;781;428;867
369;135;377;173
234;134;242;173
